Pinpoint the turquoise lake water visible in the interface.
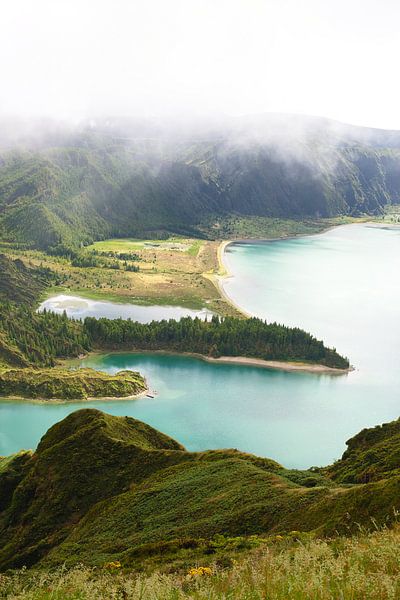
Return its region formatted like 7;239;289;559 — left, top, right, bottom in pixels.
1;223;399;468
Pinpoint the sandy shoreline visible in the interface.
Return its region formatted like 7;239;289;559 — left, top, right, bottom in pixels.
212;223;359;319
202;240;251;318
198;355;351;374
72;349;351;375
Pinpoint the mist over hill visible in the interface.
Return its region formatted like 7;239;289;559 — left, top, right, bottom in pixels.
1;114;400;249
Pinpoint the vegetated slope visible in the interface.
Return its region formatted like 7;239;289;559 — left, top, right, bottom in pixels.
0;367;145;400
0;253;54;304
1;115;400;249
0;255;89;366
0;410;188;569
0;303;90;366
0;409;399;570
2;528;400;600
326;418;400;483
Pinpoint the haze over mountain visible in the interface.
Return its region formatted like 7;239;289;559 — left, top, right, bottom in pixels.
0;113;400;250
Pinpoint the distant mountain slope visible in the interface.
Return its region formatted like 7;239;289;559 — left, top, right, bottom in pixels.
0;408;399;570
1;114;400;249
0;254;89;366
0;254;52;304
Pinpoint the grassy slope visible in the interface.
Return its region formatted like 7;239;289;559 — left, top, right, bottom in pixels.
0;367;146;400
1;409;399;572
3;236;240;315
0;253;55;305
326;418;400;483
2;528;400;599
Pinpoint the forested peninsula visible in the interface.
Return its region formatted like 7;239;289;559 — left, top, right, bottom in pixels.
0;254;349;400
0;307;349;400
84;315;350;370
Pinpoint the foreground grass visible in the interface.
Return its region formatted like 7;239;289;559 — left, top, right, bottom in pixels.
2;527;400;599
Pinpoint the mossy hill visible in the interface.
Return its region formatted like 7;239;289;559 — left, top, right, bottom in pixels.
0;367;146;400
0;409;399;571
326;418;400;483
2;115;400;251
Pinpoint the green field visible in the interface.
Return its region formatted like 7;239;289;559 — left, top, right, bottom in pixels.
87;237;202;256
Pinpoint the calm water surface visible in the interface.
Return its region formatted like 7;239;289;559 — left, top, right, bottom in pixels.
38;294;213;322
2;224;399;468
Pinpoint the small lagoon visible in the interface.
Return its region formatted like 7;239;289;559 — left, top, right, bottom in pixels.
38;294;213;322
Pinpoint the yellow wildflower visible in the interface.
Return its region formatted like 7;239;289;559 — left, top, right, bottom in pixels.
103;560;122;569
188;566;213;577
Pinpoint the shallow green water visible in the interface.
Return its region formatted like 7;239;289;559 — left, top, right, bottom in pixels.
2;224;399;468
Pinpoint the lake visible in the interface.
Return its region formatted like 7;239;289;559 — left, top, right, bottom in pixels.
2;223;400;468
38;294;213;322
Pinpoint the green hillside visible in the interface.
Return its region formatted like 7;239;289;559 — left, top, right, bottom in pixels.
0;253;54;304
0;367;146;400
0;254;88;366
0;302;90;366
1;116;400;250
326;418;400;483
2;527;399;599
0;409;399;571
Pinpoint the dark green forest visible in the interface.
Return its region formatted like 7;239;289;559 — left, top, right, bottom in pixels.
0;307;349;370
0;304;90;366
84;314;349;368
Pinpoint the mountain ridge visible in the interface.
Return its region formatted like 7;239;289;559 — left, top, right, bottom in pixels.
1;114;400;250
0;408;399;570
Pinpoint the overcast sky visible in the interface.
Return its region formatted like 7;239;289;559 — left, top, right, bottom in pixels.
1;0;400;129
